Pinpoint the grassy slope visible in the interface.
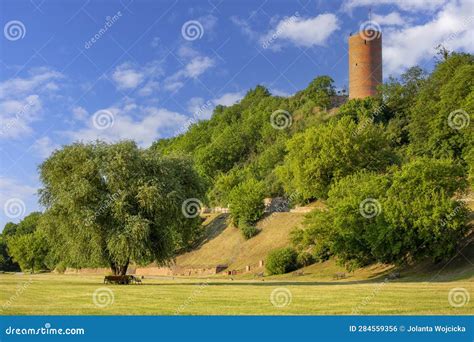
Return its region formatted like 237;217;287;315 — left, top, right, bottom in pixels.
177;199;473;284
177;212;305;270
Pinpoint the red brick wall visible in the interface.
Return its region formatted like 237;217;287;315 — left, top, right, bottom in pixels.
349;31;382;99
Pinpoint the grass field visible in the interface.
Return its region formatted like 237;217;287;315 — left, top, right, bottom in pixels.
0;272;472;315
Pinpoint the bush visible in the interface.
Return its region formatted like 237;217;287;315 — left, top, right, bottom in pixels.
228;178;266;238
296;251;314;267
266;247;298;275
291;210;335;263
239;221;259;240
54;262;67;274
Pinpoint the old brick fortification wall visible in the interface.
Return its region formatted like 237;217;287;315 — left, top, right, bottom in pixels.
65;264;227;276
349;30;382;99
135;264;228;276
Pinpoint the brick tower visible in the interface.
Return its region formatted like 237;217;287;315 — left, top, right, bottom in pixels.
348;30;382;99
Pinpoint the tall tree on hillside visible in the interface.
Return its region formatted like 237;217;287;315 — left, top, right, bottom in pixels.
39;141;204;275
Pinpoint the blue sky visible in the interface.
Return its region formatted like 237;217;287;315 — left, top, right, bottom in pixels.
0;0;473;229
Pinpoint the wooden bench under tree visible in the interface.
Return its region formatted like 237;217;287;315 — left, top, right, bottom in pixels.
104;275;131;285
104;275;143;285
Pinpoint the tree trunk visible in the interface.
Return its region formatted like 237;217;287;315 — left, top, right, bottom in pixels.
110;260;129;276
110;262;117;275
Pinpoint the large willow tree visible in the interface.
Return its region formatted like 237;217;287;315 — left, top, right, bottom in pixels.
39;141;204;275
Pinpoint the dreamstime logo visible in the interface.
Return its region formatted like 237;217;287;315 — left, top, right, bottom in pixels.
175;100;213;136
359;198;381;219
86;192;122;225
4;20;26;41
0;98;35;136
448;287;470;308
270;287;292;308
84;11;122;49
358;21;381;41
448;109;470;130
92;287;114;308
440;205;463;227
181;20;204;41
262;12;300;49
92;110;115;130
175;281;209;315
270;109;292;130
351;272;399;314
351;103;386;137
440;16;474;50
1;277;33;313
181;198;203;218
3;198;26;219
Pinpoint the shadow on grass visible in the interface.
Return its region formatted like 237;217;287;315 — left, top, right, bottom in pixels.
191;214;229;250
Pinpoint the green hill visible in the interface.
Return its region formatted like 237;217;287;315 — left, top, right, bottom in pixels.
154;53;473;278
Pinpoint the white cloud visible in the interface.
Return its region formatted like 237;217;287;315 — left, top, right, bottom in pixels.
177;92;244;136
213;92;244;106
0;95;42;138
231;16;259;41
111;63;145;90
187;91;244;120
111;50;213;95
0;68;63;139
111;61;163;94
0;176;38;226
177;44;200;59
184;56;215;78
163;79;184;92
138;81;160;97
199;14;218;33
164;56;215;92
382;0;474;75
260;13;340;49
32;136;59;158
270;88;293;97
72;106;88;121
342;0;447;12
64;103;188;147
372;12;407;26
0;68;63;99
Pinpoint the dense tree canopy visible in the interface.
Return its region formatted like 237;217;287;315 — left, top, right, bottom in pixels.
293;158;469;269
7;229;48;273
3;212;47;272
277;116;396;201
408;53;473;159
38;141;204;275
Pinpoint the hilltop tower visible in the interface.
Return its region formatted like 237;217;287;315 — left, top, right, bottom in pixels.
348;30;382;99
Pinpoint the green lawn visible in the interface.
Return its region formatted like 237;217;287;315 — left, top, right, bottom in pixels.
0;273;472;315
